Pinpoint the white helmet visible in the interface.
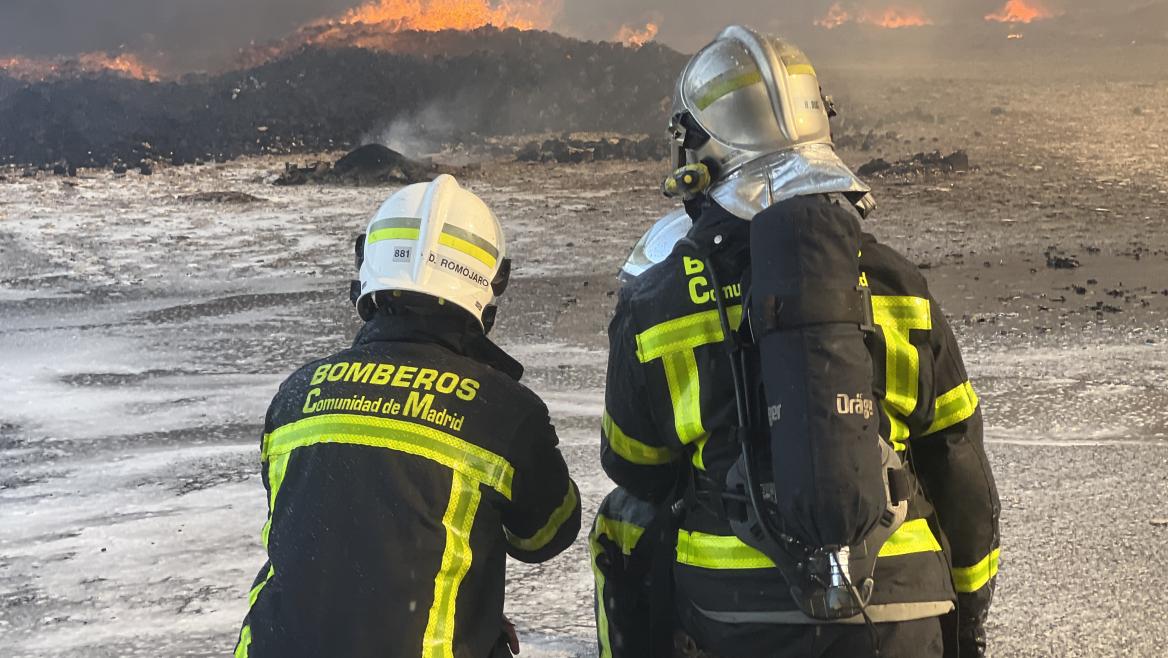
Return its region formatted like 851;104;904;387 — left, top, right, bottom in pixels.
353;175;510;329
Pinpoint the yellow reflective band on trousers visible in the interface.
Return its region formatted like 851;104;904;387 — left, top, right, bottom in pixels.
603;411;674;466
505;484;578;552
636;306;743;470
952;548;1000;594
927;381;979;435
263;413;514;499
424;473;482;658
675;519;942;570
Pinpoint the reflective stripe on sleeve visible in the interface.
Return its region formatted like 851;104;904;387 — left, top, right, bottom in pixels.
592;513;648;556
603;411;674;466
263;413;514;499
952;548;1000;593
506;484;578;553
423;473;482;658
926;381;980;435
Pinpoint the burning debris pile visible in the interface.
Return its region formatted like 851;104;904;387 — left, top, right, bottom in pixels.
516;135;666;164
857;150;972;178
0;28;684;169
275;144;468;186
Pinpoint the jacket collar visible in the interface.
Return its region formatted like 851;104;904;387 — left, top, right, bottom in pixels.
353;311;525;381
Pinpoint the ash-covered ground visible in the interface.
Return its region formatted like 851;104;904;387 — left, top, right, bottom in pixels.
2;65;1168;658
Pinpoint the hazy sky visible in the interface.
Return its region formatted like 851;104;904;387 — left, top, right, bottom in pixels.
0;0;1157;66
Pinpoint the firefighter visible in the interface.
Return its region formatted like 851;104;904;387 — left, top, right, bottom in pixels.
235;175;581;658
593;27;1000;658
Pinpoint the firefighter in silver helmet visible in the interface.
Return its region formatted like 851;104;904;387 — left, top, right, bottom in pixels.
592;27;1000;658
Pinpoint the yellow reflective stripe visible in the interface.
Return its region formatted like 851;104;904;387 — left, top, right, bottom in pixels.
635;306;742;363
593;513;647;556
260;451;290;549
589;534;614;658
506;484;578;552
677;519;943;570
927;381;979;435
877;519;943;558
662;350;708;469
785;63;816;76
888;416;910;452
423;473;482;658
234;563;275;658
603;411;674;466
368;227;421;244
264;414;514;499
952;549;1000;594
872;296;932;418
234;625;253;658
439;232;497;269
693;70;764;111
636;307;742;470
676;530;775;570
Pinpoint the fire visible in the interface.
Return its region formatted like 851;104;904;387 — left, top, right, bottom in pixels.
0;52;158;81
616;22;660;48
985;0;1055;24
815;3;933;29
255;0;563;58
815;3;852;29
338;0;554;32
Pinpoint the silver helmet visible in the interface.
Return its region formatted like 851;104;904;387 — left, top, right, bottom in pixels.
667;26;874;219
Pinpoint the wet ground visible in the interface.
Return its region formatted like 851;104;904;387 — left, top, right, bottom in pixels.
2;66;1168;657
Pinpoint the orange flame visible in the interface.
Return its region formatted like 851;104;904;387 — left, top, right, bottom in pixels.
615;22;659;48
985;0;1055;24
815;3;933;29
338;0;553;31
0;52;159;81
276;0;560;55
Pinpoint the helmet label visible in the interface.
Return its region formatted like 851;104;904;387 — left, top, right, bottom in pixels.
428;252;491;289
393;247;412;262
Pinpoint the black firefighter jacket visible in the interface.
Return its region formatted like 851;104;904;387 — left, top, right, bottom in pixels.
595;196;1001;656
235;312;581;658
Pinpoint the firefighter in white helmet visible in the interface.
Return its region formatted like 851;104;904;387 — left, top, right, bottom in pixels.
592;27;999;658
235;175;581;658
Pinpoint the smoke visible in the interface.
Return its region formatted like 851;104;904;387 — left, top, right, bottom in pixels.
367;103;460;159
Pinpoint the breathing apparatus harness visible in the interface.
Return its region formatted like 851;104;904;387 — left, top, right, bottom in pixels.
672;195;912;655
